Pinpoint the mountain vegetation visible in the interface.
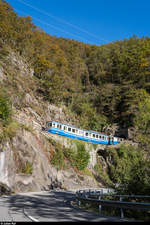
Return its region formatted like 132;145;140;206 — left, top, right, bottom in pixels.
0;0;150;194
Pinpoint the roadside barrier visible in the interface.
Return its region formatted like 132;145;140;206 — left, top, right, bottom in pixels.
76;189;150;220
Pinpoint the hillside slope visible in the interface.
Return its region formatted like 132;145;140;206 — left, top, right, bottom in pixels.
0;0;150;195
0;50;103;192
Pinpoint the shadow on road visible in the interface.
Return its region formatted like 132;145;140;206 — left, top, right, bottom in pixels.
6;191;122;222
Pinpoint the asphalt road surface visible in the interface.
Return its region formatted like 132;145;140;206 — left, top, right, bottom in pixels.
0;190;128;222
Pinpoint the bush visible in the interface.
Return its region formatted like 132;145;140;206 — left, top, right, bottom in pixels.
0;90;12;125
105;144;150;195
108;145;140;184
50;142;64;169
74;142;90;170
2;121;20;140
64;141;90;170
0;47;9;60
22;161;33;174
50;138;90;171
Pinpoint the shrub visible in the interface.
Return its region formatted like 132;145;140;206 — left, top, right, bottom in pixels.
50;138;90;171
102;144;150;195
64;141;90;171
0;47;9;60
74;142;90;170
2;121;20;140
21;161;33;174
0;90;12;125
50;142;64;169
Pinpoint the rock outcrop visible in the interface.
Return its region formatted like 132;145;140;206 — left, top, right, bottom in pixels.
0;182;12;195
0;123;102;193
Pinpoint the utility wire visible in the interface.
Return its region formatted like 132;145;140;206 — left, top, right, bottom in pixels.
15;8;95;43
15;0;108;43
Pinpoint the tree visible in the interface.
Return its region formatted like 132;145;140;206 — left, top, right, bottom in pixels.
0;90;12;125
134;90;150;134
108;145;150;195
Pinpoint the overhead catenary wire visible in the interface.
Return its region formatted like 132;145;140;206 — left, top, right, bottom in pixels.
15;0;109;44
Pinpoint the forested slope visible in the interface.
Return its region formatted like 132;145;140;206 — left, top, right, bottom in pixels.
0;0;150;194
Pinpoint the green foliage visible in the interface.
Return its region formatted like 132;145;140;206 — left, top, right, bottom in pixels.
20;124;34;133
134;90;150;134
0;46;9;60
50;138;90;171
71;98;107;131
2;0;150;129
0;90;12;126
103;145;150;195
3;0;150;132
1;0;150;194
64;141;90;170
123;159;150;195
109;145;142;184
50;142;64;169
94;162;113;186
21;161;33;174
1;121;20;140
116;88;150;127
34;55;55;79
73;141;90;170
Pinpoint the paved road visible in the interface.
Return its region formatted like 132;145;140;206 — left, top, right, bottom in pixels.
0;191;127;222
0;195;30;222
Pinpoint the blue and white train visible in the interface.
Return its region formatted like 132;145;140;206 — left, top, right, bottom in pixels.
45;121;120;145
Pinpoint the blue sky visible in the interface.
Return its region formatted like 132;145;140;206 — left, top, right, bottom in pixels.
6;0;150;45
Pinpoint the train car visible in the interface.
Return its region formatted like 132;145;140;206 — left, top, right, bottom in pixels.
45;121;120;145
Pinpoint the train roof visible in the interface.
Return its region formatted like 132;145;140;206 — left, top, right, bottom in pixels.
47;120;108;137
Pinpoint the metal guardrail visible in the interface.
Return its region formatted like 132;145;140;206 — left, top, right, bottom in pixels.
76;189;150;220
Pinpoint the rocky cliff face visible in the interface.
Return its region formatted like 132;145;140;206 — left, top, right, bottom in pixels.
0;51;106;193
0;124;102;193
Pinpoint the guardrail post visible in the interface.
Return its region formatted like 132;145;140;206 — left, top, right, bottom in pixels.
98;196;102;214
84;191;88;209
120;196;124;219
78;200;81;207
86;202;89;209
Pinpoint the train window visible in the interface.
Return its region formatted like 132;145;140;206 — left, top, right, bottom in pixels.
102;136;104;139
68;127;71;132
72;128;75;133
60;125;62;129
85;132;88;136
52;123;55;127
48;122;52;127
96;134;98;138
64;126;66;130
57;124;60;128
93;134;95;138
76;129;78;133
99;135;101;139
79;130;83;135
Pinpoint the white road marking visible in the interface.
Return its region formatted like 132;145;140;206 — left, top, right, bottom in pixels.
23;208;39;222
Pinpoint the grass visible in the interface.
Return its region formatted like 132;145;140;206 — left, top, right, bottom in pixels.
21;161;33;174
